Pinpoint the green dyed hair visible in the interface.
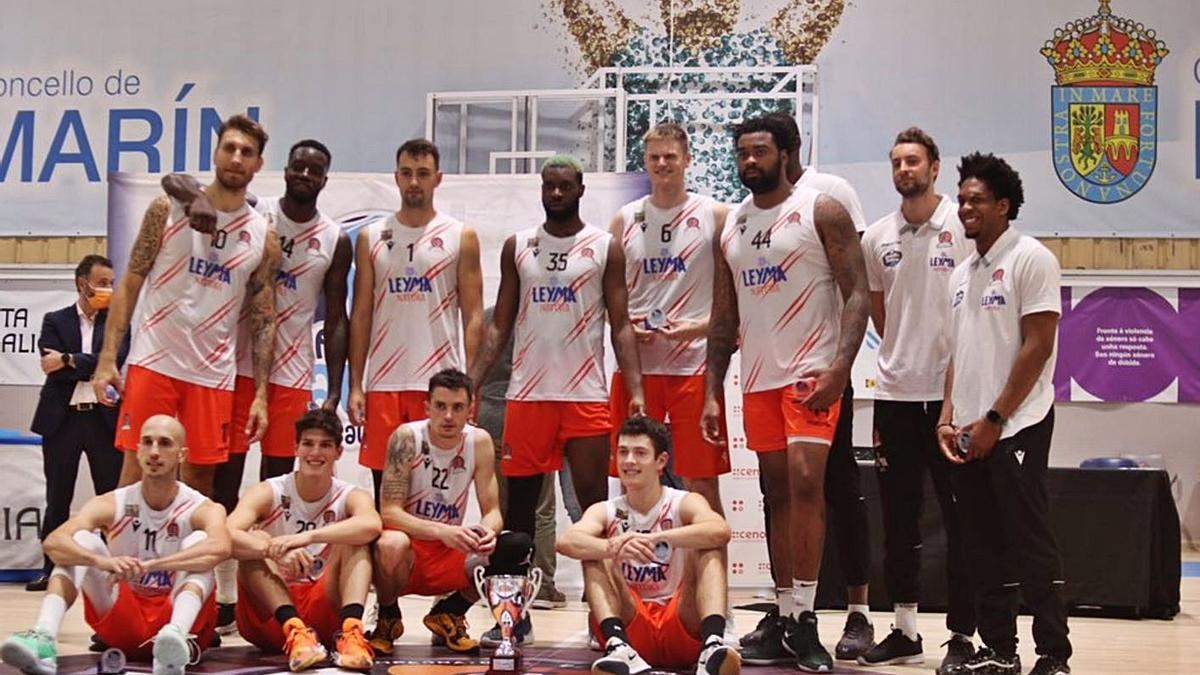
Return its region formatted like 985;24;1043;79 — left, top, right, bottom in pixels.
541;154;585;182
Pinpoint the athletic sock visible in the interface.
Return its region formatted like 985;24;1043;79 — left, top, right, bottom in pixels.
214;559;237;605
170;590;204;633
339;603;365;623
792;579;818;615
274;604;301;626
895;603;919;640
700;614;726;644
777;587;795;619
599;617;628;644
848;603;872;623
378;602;402;620
432;592;472;616
34;594;67;638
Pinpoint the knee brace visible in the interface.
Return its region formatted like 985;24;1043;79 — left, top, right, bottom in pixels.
174;531;215;600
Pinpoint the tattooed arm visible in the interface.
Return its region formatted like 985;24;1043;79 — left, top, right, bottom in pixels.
94;197;168;404
604;236;644;416
807;194;870;409
346;227;374;425
457;225;485;371
467;235;518;392
320;231;352;412
701;215;739;444
244;231;282;443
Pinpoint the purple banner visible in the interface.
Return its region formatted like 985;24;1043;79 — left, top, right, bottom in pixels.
1055;287;1200;403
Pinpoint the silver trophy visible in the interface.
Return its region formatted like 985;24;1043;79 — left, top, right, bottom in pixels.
644;308;666;330
473;566;542;674
98;648;125;675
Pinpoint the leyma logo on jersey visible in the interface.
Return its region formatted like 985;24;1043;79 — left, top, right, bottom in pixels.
188;256;234;288
741;256;788;297
387;265;434;300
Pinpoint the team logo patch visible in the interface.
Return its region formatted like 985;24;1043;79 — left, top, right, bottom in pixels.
686;216;700;229
937;230;954;247
280;495;291;510
953;288;965;308
238;230;252;246
381;229;394;249
882;249;902;268
786;211;802;224
430;236;444;250
580;247;594;259
1043;0;1169;203
307;237;321;254
166;522;179;539
992;268;1006;283
736;215;748;233
124;504;139;518
322;510;336;524
450;455;467;473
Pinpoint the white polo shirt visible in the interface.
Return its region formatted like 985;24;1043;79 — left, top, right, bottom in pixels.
863;195;971;401
795;169;867;233
948;227;1061;438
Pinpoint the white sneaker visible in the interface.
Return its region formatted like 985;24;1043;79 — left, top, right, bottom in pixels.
592;637;652;675
151;624;198;675
697;636;742;675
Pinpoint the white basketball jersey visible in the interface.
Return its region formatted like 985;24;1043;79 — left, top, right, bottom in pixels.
402;419;477;527
106;482;207;596
721;187;840;393
234;198;340;390
604;487;688;604
507;223;612;402
259;473;356;584
127;199;269;390
617;193;716;376
365;214;465;392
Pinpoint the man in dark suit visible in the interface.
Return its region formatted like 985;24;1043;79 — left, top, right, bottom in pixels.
27;254;128;591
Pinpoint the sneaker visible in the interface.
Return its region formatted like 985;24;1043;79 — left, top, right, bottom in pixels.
150;624;199;675
739;613;790;665
937;634;975;674
783;612;833;673
591;637;651;675
479;614;534;649
858;628;923;666
1;627;57;675
1028;655;1071;675
215;603;237;636
940;647;1020;675
423;612;479;653
367;614;404;654
696;636;742;675
738;605;778;646
532;585;568;609
835;611;875;660
333;620;374;671
282;618;328;672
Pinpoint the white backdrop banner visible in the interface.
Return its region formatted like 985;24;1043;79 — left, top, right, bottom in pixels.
0;440;47;571
2;1;1197;236
0;289;80;385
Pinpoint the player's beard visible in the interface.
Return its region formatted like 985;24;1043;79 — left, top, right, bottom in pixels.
895;175;930;198
544;200;580;223
739;161;783;195
215;167;251;192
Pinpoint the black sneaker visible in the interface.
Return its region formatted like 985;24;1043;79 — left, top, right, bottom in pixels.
835;611;875;660
1029;655;1071;675
215;602;237;636
940;647;1020;675
783;612;833;673
937;634;976;674
859;628;923;666
739;613;791;665
739;605;778;646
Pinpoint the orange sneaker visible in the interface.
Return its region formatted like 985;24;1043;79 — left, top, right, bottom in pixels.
368;614;404;654
282;618;327;672
423;612;478;654
334;619;374;671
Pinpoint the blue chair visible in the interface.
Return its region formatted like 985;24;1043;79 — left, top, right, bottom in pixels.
1080;456;1140;469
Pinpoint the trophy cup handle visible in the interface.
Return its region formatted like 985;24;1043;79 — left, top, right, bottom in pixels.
525;566;543;608
473;564;488;601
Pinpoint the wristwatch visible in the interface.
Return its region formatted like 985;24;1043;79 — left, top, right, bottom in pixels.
61;353;70;367
985;409;1006;426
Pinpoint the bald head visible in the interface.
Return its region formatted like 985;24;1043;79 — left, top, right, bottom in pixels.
142;414;186;445
136;414;187;477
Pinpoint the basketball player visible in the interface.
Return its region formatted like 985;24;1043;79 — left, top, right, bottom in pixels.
703;115;870;672
608;122;729;511
468;156;645;578
347;139;484;502
558;416;740;675
226;408;379;671
0;415;231;675
93;114;281;500
371;369;533;654
858;127;976;671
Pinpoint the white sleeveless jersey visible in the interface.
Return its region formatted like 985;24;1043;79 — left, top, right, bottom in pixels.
259;473;356;584
507;223;612;402
604;487;688;604
365;214;465;392
127;199;269;390
402;419;477;527
617;193;716;376
721;187;840;393
106;482;208;597
234;198;340;389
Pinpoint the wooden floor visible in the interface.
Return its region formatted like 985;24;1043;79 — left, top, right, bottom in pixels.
0;569;1197;674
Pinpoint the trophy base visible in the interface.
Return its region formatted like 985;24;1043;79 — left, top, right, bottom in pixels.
486;651;523;674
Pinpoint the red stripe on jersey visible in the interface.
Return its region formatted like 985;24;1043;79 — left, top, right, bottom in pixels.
276;301;305;325
290;368;312;389
513;367;548;400
271;340;302;375
568;231;607;257
368;326;391;359
261;504;286;529
313;485;349;516
663;337;695;365
290;220;327;246
283;258;322;283
194;297;240;334
563;358;598;393
428;289;457;321
151;257;189;291
563;305;600;345
788;325;827;371
134;347;171;368
140;304;178;331
511;339;535;371
370;239;388;262
677;237;706;263
223;247;257;271
666;282;699;317
773;279;818;332
415;222;453;248
108;515;133;539
222;213;254;235
368;348;407;389
768;209;799;236
426;256;455;281
202;338;232;367
163;216;192;241
415;341;454;377
516;246;537;267
745;356;764;392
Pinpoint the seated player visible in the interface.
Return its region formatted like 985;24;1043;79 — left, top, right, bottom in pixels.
557;416;741;675
226;409;380;672
372;368;533;654
1;415;230;675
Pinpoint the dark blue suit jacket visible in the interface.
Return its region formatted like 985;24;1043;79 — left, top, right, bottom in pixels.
30;304;128;438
